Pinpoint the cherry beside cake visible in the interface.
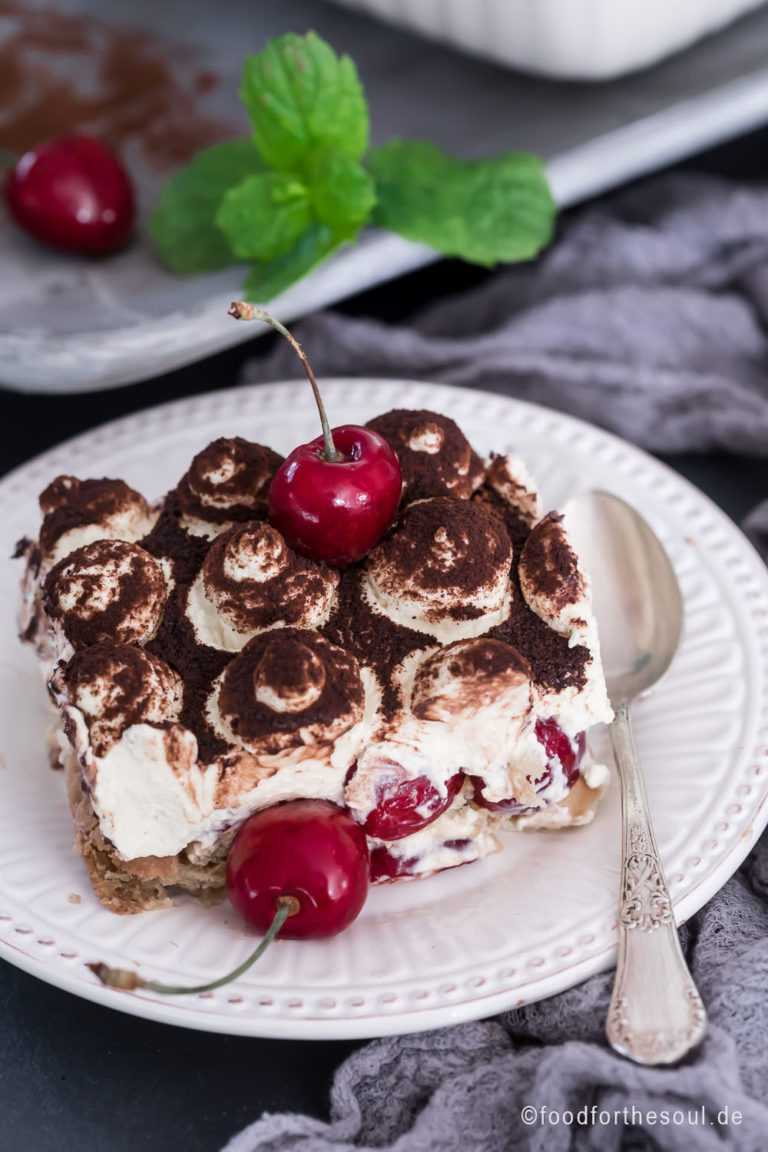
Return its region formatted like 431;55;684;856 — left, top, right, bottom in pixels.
17;402;613;918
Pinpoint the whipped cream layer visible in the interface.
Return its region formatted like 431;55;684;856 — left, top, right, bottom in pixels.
57;649;377;862
518;513;614;736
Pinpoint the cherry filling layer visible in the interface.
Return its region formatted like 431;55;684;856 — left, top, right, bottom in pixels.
347;765;464;840
471;718;586;816
370;837;473;882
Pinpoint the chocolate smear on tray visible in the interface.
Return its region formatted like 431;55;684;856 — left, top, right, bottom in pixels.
0;1;233;168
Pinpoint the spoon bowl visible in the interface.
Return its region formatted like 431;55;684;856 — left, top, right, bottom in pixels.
564;489;706;1066
565;490;683;705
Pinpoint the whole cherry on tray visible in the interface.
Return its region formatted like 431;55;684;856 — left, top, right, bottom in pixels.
4;134;135;256
229;303;402;566
88;800;370;995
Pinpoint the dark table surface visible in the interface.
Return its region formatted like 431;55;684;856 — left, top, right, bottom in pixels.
1;125;767;1152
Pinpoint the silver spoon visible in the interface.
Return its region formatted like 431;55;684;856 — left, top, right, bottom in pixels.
565;490;707;1065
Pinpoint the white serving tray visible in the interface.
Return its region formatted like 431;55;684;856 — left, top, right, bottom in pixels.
3;0;768;393
327;0;768;81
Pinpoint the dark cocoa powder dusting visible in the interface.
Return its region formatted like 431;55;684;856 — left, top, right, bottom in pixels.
372;497;511;614
39;477;147;558
218;629;363;745
521;513;583;606
491;519;589;694
175;438;283;527
366;409;484;503
30;417;591;768
0;1;233;169
43;540;165;650
140;492;208;580
201;522;335;633
441;637;530;683
13;535;33;561
322;571;431;717
491;605;588;694
63;643;168;757
175;476;271;527
145;592;230;762
142;495;231;760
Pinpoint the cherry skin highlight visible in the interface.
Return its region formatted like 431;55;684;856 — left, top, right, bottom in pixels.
5;134;134;255
225;799;370;939
268;425;402;566
471;718;586;815
356;770;464;841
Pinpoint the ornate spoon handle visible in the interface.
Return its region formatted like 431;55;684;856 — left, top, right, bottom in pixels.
606;703;707;1064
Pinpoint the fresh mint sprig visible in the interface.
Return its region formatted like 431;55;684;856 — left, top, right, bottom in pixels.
150;31;556;300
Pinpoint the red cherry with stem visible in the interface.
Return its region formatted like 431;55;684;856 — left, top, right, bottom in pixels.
471;718;585;815
87;800;369;997
226;799;369;939
268;426;402;566
352;768;464;840
229;303;402;566
5;134;134;255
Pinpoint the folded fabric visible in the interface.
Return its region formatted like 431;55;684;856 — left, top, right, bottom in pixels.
226;172;768;1152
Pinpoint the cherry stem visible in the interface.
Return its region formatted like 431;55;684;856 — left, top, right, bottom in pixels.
87;894;299;996
228;302;341;463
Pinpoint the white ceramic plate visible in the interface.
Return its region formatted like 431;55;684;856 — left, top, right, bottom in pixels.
1;380;767;1039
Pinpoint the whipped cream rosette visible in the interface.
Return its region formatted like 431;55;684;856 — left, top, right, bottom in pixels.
55;642;183;757
176;436;283;539
39;475;158;565
364;496;513;640
186;521;338;651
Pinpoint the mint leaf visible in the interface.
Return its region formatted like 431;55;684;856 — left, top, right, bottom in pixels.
216;173;313;262
242;221;343;302
370;140;555;266
305;149;376;237
150;140;267;274
241;32;368;174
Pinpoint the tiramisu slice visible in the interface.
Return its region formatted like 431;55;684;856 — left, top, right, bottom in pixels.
19;407;613;914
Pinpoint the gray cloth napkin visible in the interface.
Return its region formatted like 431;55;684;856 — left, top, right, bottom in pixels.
225;173;768;1152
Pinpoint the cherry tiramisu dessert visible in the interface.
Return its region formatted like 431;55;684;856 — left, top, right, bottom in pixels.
18;308;613;973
